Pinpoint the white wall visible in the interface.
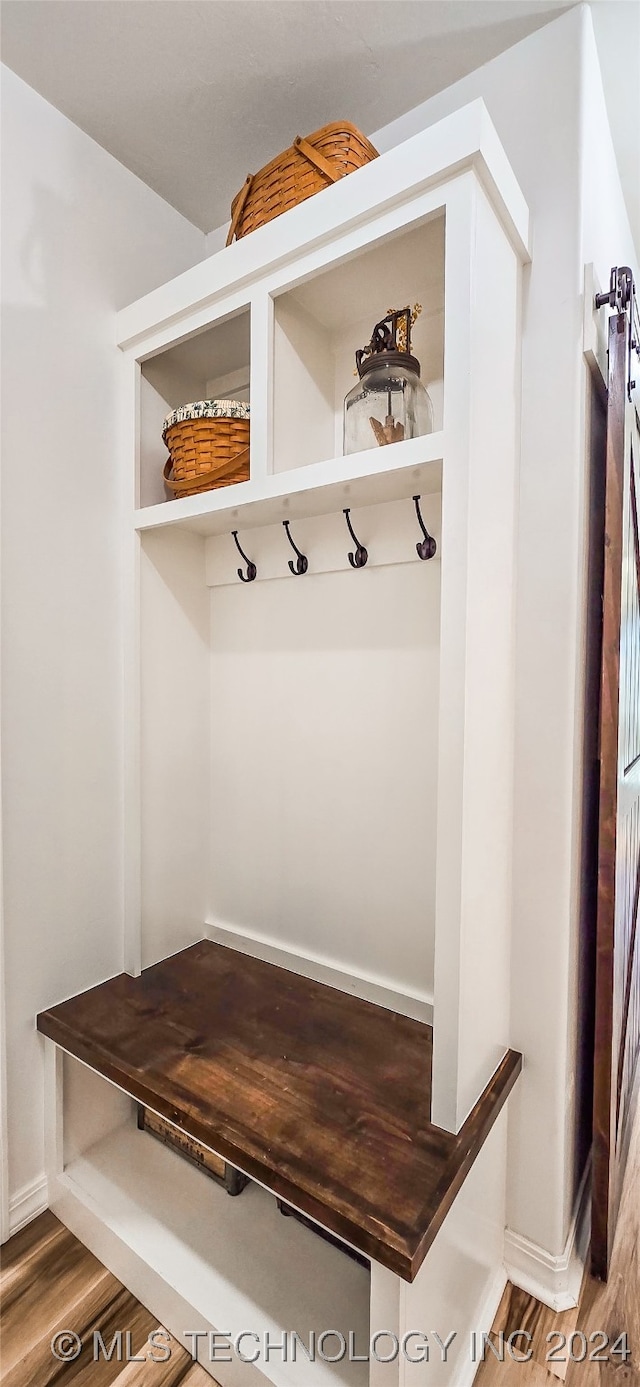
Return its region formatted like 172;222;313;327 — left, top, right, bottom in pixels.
367;4;637;1266
588;1;640;258
208;542;441;1003
0;65;205;1235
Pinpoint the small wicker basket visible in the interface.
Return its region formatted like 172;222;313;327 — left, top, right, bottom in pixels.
163;400;250;499
226;121;378;245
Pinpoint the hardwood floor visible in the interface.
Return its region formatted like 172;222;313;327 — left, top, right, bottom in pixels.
0;1211;215;1385
475;1093;640;1387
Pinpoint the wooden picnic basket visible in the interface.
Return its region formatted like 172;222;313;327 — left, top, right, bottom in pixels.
226;121;379;245
163;400;250;499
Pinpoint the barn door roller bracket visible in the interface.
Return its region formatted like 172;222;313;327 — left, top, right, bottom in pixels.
595;266;639;399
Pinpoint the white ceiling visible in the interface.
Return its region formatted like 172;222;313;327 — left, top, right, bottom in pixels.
1;0;638;248
1;0;574;232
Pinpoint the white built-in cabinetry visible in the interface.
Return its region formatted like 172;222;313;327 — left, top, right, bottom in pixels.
44;99;530;1387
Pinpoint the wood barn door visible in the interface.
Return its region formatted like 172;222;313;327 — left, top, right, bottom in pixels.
592;268;640;1280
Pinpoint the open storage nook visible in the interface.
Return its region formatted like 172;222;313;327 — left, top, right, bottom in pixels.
138;306;251;508
272;213;445;472
55;1051;371;1387
41;100;532;1386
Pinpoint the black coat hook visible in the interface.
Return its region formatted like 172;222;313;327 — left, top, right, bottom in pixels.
413;495;437;560
283;520;308;575
343;509;368;568
232;530;257;582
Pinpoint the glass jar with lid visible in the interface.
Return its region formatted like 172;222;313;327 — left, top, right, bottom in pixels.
343;307;433;455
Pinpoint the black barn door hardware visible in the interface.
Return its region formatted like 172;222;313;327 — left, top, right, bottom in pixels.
413;495;437;560
232;530;257;583
595;266;639;399
283;520;308;575
343;508;368;568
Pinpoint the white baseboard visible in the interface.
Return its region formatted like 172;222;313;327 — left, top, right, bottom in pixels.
205;916;434;1024
504;1157;591;1312
8;1172;49;1237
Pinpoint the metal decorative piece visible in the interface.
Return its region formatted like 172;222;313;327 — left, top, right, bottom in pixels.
595;266;639;400
413;494;437;561
232;529;257;583
282;519;308;575
343;508;368;568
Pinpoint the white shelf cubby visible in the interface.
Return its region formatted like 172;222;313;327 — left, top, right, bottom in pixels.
272;213;445;472
52;1053;370;1387
138;305;251;509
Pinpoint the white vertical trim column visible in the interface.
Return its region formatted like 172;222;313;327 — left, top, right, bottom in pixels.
123;352;142;977
0;705;9;1244
369;1264;404;1387
431;174;475;1132
432;174;521;1131
43;1039;64;1188
250;289;274;481
0;406;9;1242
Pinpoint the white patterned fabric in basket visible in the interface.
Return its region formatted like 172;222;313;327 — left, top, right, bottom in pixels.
162;399;250;440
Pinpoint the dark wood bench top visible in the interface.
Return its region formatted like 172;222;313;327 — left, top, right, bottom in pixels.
37;939;521;1281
